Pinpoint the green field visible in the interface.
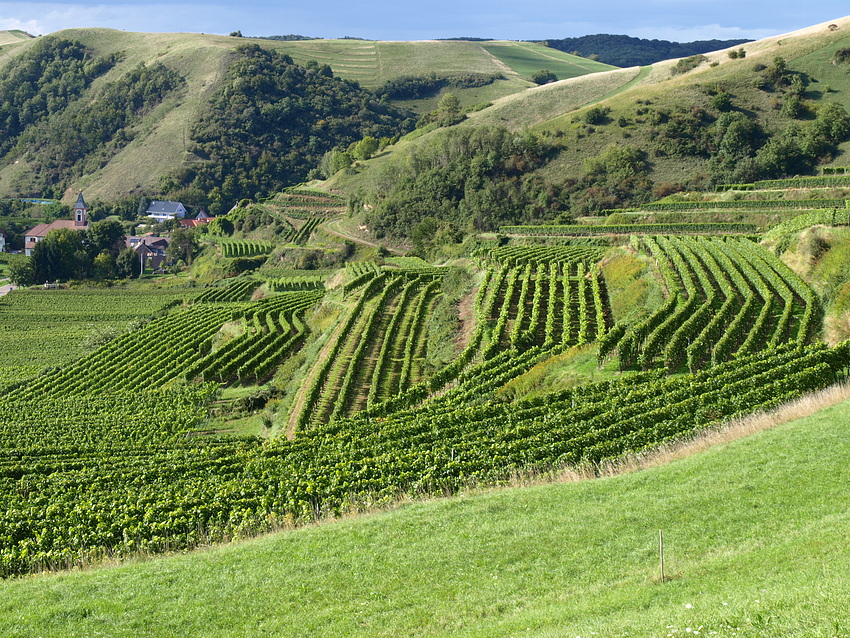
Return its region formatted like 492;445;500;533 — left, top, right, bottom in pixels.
481;41;616;81
0;30;33;47
2;388;849;637
0;287;189;384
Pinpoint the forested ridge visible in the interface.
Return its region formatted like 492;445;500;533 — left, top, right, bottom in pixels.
178;44;413;214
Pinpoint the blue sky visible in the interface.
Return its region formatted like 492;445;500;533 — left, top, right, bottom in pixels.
0;1;848;42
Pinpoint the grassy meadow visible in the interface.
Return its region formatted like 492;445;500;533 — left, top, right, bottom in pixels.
2;387;850;636
0;30;33;47
480;41;616;80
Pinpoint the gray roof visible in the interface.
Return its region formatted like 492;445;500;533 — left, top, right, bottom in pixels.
75;192;87;209
146;200;185;214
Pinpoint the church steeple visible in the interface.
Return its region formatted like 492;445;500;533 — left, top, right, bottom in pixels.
74;191;88;227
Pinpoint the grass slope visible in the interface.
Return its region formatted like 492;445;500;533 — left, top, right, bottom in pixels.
0;30;34;46
466;65;644;131
340;15;850;201
479;41;616;81
0;31;617;200
3;389;850;637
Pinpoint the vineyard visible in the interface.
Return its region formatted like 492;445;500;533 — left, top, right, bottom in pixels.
3;189;850;580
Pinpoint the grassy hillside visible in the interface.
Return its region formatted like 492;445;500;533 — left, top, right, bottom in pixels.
337;15;850;230
0;30;34;46
0;30;616;203
2;387;850;637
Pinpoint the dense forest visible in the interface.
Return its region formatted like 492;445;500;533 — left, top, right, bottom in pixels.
0;38;118;160
544;34;752;67
16;62;184;193
176;44;414;214
351;126;563;244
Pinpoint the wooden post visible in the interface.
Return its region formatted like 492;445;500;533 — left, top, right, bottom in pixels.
659;529;665;583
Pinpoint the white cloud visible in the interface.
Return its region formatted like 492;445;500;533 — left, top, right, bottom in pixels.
0;3;243;35
0;15;43;33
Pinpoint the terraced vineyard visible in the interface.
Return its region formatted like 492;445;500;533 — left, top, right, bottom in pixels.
599;235;818;372
2;208;850;580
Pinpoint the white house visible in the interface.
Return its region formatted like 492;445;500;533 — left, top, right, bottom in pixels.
146;201;187;222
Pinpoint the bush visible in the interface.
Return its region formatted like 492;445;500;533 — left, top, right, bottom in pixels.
531;69;557;85
673;54;708;75
583;106;609;125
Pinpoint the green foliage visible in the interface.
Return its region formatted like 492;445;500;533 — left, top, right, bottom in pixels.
353;135;379;160
320;149;354;177
531;69;558;85
672;54;708;75
7;253;34;286
0;37;117;158
545;34;751;67
183;44;412;214
167;228;199;265
13;62;183;192
711;91;733;111
707;101;850;184
437;92;461;115
359;126;557;239
30;228;87;282
375;72;501;99
832;47;850;65
115;247;142;278
582;105;609;124
569;145;652;215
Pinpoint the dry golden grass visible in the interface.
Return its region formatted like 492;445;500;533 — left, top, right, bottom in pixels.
468;66;640;131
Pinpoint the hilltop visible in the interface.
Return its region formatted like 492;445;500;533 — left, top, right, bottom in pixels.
0;30;34;46
334;15;850;240
544;33;753;67
0;29;612;204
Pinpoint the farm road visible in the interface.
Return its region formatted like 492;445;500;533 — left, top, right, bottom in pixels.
0;280;12;297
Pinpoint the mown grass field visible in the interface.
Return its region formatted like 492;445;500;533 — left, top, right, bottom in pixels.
481;41;616;81
2;388;850;637
0;30;33;46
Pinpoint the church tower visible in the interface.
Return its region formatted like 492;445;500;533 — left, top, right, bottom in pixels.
74;191;88;227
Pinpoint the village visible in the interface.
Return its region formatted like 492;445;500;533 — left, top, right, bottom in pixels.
0;193;219;280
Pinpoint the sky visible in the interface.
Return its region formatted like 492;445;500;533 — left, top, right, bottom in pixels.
0;1;848;42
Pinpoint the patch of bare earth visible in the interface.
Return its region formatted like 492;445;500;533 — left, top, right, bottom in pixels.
454;286;477;352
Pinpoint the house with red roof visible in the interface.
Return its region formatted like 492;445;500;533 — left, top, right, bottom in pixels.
24;192;89;256
179;209;215;229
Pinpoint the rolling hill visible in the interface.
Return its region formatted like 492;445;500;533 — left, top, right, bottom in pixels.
334;15;850;239
0;30;613;204
5;15;850;636
0;30;34;46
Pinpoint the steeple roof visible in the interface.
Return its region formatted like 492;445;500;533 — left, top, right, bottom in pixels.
75;191;87;209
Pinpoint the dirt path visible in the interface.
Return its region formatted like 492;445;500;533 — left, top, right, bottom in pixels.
0;280;13;297
322;218;406;255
